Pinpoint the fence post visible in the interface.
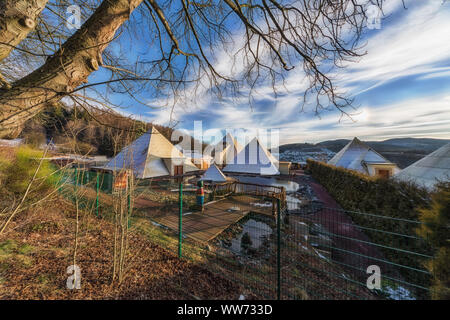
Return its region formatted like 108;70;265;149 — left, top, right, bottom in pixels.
128;172;132;228
277;198;281;300
73;167;79;208
96;172;100;217
178;182;183;258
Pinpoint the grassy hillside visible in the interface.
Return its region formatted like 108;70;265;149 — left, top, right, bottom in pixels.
0;146;241;299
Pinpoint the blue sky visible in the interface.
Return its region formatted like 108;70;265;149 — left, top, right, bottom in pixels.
86;0;450;145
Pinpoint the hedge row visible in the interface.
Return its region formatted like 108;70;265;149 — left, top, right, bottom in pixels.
306;159;430;219
306;159;432;297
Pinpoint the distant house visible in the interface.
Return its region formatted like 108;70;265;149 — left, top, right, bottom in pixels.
328;137;400;178
394;143;450;190
279;161;292;175
48;154;109;167
103;127;199;178
223;137;280;175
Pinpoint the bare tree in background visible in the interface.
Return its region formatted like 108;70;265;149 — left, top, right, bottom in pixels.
110;126;136;284
0;0;387;138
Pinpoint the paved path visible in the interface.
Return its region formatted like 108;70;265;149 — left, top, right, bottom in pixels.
291;170;391;280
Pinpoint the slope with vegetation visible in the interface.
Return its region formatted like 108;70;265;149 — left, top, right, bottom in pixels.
19;103;206;157
306;159;434;298
417;182;450;300
0;145;241;299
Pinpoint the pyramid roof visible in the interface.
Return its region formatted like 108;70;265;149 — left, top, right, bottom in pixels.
394;143;450;190
200;164;229;182
103;127;198;178
328;137;394;174
223;137;279;175
204;132;244;166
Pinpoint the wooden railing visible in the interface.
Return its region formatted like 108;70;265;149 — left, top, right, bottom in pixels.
207;181;286;211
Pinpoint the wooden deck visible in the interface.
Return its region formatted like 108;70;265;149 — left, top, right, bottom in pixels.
152;195;274;242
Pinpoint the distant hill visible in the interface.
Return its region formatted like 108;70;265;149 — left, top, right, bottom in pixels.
279;138;450;169
20;103;206;157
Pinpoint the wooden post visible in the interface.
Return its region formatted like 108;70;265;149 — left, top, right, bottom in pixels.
96;172;99;217
178;182;183;258
277;198;281;300
127;171;132;229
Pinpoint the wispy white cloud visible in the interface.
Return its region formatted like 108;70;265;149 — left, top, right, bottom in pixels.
278;93;450;143
338;1;450;88
142;0;450;144
416;68;450;80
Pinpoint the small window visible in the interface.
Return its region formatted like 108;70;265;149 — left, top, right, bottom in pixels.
377;169;391;179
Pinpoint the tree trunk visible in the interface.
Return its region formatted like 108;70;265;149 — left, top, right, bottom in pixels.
0;0;144;138
0;0;48;63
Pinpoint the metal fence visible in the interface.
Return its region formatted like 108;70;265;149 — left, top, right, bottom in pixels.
281;202;432;300
57;169;435;300
56;167;114;217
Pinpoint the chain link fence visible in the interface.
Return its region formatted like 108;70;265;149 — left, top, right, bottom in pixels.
56;168;435;300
